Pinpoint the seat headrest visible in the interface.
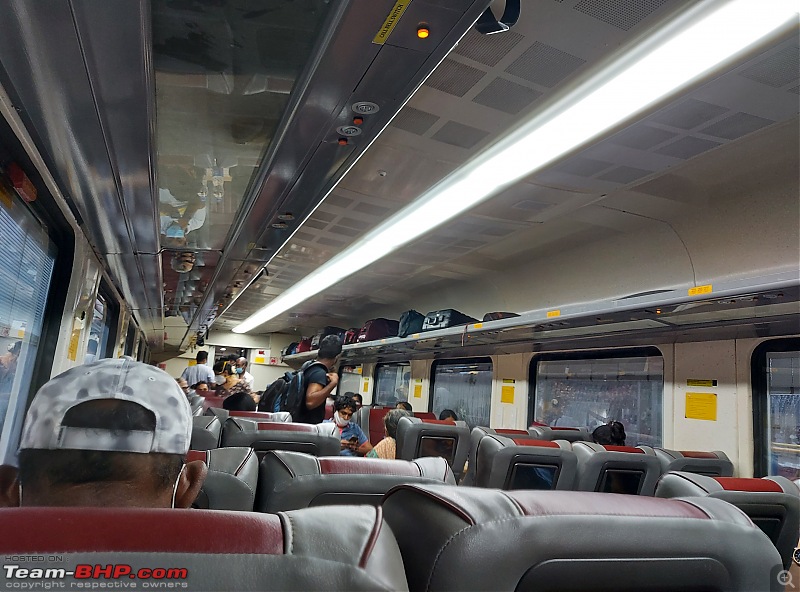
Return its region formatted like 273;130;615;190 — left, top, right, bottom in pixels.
188;447;259;511
229;410;292;422
382;483;781;592
474;435;577;490
657;472;799;496
190;415;222;450
0;505;407;591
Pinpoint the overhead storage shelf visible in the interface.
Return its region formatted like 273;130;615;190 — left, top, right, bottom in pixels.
283;271;799;366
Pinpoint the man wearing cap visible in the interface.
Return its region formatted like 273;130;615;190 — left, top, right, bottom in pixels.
0;358;206;508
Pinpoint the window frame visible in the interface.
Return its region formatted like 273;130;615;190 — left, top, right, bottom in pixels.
751;337;800;478
528;347;664;437
429;356;494;427
373;362;412;406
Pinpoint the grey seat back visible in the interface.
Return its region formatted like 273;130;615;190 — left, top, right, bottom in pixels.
656;471;800;569
528;425;592;443
382;483;782;592
190;415;221;450
256;451;455;512
654;448;734;476
188;447;258;511
0;505;408;591
221;419;340;457
463;427;539;486
572;442;661;495
396;417;470;480
475;435;577;490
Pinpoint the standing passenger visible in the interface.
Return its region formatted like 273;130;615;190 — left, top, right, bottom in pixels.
294;336;341;424
235;357;255;391
180;350;214;388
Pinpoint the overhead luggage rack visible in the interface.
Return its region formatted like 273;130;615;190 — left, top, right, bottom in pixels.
282;271;799;366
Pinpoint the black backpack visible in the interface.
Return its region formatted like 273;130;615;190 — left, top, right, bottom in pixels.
258;360;328;418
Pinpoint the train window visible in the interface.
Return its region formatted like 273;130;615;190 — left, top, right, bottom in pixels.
530;349;664;447
338;366;362;399
84;292;111;364
124;325;137;357
430;358;492;428
0;193;56;447
752;338;800;480
374;363;411;406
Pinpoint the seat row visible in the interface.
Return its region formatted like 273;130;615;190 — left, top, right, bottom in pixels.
2;480;786;591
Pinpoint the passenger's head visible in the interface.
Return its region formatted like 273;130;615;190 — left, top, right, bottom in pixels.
349;393;363;409
0;358;206;509
396;401;413;412
592;421;626;446
333;394;358;426
235;357;248;371
176;377;190;396
384;409;412;439
439;409;458;422
193;381;209;394
195;350;208;364
318;335;342;365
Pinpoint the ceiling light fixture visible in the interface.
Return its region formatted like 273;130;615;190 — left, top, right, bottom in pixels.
233;0;798;334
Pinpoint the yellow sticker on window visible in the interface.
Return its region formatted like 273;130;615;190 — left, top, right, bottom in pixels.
67;330;81;362
501;385;515;404
363;380;369;393
685;392;717;421
546;310;561;318
688;284;713;296
413;383;422;398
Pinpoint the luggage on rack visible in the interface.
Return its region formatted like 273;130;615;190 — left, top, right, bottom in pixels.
311;326;346;349
357;318;399;342
421;309;478;331
343;328;360;345
295;337;313;353
482;311;519;322
281;342;299;357
399;310;425;337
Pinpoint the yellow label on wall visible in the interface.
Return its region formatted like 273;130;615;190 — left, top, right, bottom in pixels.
413;383;422;399
688;284;713;296
501;379;516;404
67;330;81;362
363;380;369;393
254;356;265;364
685;392;717;421
188;360;197;366
687;379;717;387
546;310;561;318
373;0;411;45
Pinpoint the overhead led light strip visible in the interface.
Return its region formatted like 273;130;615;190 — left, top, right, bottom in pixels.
234;0;798;334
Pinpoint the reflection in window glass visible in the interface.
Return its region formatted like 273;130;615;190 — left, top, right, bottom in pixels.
431;359;492;428
766;351;799;480
338;366;362;399
0;194;56;460
533;353;664;447
375;363;411;406
84;294;109;364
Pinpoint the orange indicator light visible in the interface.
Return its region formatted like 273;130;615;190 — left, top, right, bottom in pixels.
417;26;430;39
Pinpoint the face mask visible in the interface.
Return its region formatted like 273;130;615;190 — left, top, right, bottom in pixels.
165;223;185;239
235;367;243;375
334;412;350;427
215;375;225;385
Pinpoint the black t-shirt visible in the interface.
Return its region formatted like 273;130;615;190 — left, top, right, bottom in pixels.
295;363;329;424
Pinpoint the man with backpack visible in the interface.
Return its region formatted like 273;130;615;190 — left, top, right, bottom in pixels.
294;335;341;424
259;335;341;423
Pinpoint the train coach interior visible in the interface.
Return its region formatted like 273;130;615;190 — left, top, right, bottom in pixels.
0;0;798;588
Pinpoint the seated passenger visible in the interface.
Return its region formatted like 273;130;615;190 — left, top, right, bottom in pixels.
396;401;413;412
193;381;210;395
439;409;458;423
325;394;372;457
592;421;626;446
367;409;412;460
351;393;363;409
0;358;206;508
176;377;193;398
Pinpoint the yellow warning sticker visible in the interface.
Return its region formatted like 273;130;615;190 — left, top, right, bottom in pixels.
687;379;717;387
67;330;81;362
688;284;713;296
685;392;717;421
546;310;561;318
413;383;422;399
0;184;13;208
373;0;411;45
501;379;515;404
473;322;483;329
254;356;265;364
363;380;369;393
